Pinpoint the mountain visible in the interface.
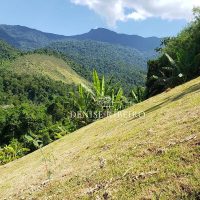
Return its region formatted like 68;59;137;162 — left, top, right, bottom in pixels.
0;25;160;92
0;25;161;52
70;28;161;52
0;24;66;50
47;40;148;92
1;76;199;199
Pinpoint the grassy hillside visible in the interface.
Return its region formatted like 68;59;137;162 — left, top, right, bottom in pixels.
9;54;89;87
0;40;89;89
0;77;199;199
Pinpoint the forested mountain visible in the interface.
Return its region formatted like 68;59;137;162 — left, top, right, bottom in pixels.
0;24;161;92
0;25;161;52
0;25;66;50
47;40;149;92
69;28;161;52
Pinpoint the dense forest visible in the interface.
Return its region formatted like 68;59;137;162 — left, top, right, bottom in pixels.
46;40;149;93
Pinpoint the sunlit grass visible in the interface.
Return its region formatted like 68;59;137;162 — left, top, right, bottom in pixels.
0;77;200;199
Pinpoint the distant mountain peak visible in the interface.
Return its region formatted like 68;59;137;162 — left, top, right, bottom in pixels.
71;27;161;52
90;27;114;32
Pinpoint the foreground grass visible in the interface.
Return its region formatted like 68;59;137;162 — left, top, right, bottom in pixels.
0;77;200;200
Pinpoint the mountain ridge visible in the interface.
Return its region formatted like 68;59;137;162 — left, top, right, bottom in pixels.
0;24;66;50
0;24;161;52
70;28;161;52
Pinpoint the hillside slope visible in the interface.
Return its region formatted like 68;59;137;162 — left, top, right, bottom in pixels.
0;39;89;87
0;39;20;60
48;40;148;92
9;54;89;87
0;77;200;199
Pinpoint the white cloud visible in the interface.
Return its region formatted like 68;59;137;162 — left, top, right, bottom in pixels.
71;0;200;27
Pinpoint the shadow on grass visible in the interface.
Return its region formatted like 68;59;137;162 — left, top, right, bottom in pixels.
171;83;200;102
129;82;200;121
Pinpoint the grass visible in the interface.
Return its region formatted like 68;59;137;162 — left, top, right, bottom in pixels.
9;54;89;87
0;77;200;199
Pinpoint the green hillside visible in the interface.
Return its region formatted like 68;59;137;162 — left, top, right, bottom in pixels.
0;40;21;61
0;25;157;93
47;40;150;93
9;54;89;87
0;39;89;89
0;76;199;199
0;41;93;159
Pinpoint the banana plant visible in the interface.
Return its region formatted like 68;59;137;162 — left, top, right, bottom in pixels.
165;53;183;77
70;84;93;113
148;53;185;93
93;69;105;97
131;86;145;103
111;87;126;110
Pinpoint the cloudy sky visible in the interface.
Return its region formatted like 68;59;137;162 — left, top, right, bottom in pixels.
0;0;199;37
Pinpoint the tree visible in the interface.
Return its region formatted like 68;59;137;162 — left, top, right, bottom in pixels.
146;8;200;97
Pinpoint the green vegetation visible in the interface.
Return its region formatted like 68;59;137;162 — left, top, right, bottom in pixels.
0;139;29;165
0;41;138;165
0;68;77;164
146;8;200;97
0;41;87;164
131;86;146;103
0;40;21;61
47;40;148;93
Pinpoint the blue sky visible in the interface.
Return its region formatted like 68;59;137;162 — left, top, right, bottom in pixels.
0;0;195;37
